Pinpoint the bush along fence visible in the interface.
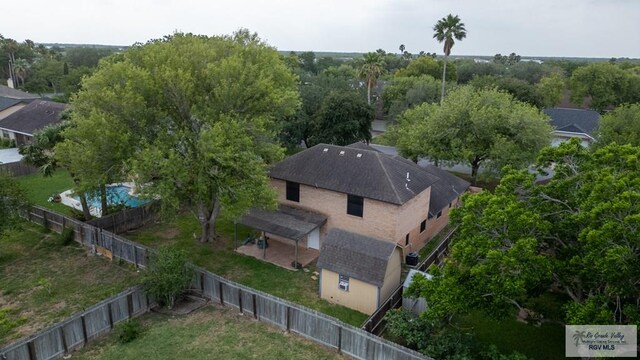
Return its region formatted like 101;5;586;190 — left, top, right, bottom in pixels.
86;202;159;234
0;286;153;360
362;227;457;336
11;206;430;360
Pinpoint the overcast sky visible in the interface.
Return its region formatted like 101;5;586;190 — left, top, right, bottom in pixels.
3;0;639;58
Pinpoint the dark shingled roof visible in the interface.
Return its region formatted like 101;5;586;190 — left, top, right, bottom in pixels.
269;144;439;205
0;100;67;135
543;108;600;137
239;205;327;241
317;229;397;287
0;85;40;100
348;143;470;215
420;164;470;216
0;98;26;112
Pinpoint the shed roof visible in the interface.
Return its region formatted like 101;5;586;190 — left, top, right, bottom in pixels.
269;144;439;205
317;229;397;287
239;205;327;241
543;108;600;137
0;100;67;135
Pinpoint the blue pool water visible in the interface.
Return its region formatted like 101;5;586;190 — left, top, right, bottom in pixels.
75;185;150;210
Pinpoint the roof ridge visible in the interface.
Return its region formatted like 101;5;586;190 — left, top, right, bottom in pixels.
375;151;403;204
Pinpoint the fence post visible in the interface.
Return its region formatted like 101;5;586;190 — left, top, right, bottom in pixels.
27;340;36;360
337;326;342;354
133;246;138;269
107;302;114;329
286;306;291;332
219;281;224;305
238;289;243;314
127;293;134;319
60;326;68;354
200;273;205;293
253;294;258;319
81;315;88;344
43;211;47;229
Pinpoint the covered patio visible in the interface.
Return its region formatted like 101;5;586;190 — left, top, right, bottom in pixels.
234;205;327;270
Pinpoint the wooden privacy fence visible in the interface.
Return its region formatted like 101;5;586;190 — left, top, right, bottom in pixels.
15;206;430;360
0;161;39;177
0;286;153;360
362;227;457;335
86;202;159;234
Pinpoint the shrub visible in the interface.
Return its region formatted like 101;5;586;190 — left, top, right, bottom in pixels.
142;246;193;308
117;319;142;344
57;228;75;247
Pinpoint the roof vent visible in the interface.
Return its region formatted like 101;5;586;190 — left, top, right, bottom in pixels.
339;151;345;156
323;148;329;153
356;153;362;158
406;172;411;181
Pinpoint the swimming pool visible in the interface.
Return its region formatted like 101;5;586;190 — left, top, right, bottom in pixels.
75;185;150;210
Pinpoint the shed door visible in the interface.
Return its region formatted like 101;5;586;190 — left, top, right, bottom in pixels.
308;228;320;250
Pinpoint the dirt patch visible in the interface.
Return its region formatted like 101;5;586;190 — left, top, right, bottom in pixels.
158;227;180;240
152;295;209;316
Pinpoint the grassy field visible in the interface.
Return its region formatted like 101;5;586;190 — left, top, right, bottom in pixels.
74;305;343;360
16;170;77;216
0;222;140;346
126;214;369;327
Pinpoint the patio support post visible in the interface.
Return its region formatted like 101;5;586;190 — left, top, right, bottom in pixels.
234;222;237;250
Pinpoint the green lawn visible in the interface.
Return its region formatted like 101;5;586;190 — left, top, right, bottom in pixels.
126;214;369;327
454;311;566;360
74;305;343;360
0;222;140;346
15;170;77;216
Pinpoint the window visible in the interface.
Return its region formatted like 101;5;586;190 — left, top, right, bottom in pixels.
286;181;300;202
405;233;410;246
449;202;452;208
428;213;433;220
436;211;442;219
1;130;8;139
420;220;426;233
347;194;363;217
338;274;350;291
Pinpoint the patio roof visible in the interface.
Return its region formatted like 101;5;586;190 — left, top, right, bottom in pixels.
238;205;327;241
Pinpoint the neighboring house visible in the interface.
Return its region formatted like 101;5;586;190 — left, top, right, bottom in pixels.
543;108;600;147
0;100;67;146
0;85;41;126
238;142;470;314
317;229;402;314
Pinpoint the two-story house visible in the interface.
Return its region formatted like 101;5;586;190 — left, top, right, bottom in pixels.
237;143;469;314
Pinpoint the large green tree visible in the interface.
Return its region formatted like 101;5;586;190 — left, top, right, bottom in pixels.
597;103;640;146
391;86;551;183
57;31;299;242
433;14;466;103
536;73;565;108
381;75;440;120
309;91;373;146
407;141;640;325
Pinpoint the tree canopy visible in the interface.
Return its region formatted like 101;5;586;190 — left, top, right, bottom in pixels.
308;91;373;146
597;103;640;147
57;31;299;242
390;86;551;183
569;62;640;112
408;141;640;326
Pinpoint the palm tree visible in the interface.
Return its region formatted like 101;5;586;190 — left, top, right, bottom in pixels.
399;44;405;54
359;52;384;105
12;58;28;87
433;14;467;103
